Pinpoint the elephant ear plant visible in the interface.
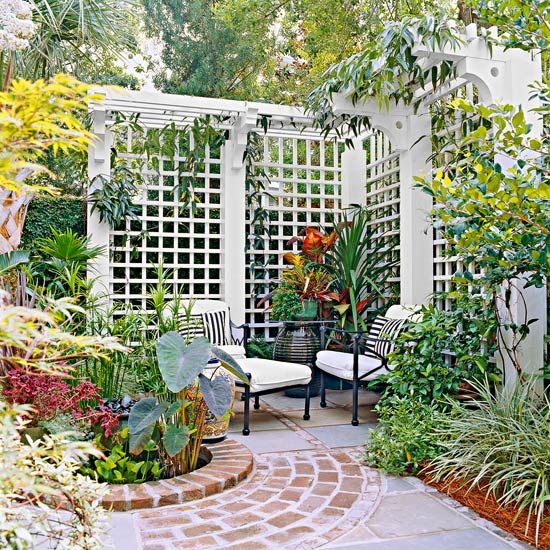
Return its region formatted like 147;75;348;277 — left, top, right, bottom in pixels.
128;333;249;476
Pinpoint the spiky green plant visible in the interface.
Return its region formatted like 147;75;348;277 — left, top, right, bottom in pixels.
429;380;550;543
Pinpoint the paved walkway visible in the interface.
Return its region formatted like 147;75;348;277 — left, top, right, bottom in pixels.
107;389;529;549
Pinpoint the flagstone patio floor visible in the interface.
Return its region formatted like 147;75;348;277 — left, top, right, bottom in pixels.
107;389;530;550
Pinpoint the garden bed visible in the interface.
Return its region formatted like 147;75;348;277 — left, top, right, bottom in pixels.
421;474;550;549
100;439;253;511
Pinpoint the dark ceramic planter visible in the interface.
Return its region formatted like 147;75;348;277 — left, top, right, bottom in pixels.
273;321;321;398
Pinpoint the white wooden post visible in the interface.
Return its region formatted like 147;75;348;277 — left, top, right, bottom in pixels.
221;109;256;325
87;104;112;303
397;112;433;306
493;49;546;387
341;138;367;207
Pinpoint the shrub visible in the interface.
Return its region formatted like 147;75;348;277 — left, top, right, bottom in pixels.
382;294;498;403
82;427;163;485
246;336;274;359
364;395;442;475
270;286;303;320
429;380;550;542
0;402;109;549
2;368;119;437
21;196;85;253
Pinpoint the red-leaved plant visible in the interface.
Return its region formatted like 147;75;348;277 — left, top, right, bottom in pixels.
2;369;119;437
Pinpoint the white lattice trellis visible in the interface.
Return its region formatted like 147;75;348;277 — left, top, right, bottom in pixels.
246;133;343;339
88;28;545;384
327;23;546;385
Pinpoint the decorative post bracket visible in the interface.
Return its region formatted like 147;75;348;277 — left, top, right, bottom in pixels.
229;107;259;168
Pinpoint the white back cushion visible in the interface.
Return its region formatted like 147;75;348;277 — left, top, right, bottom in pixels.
385;304;422;322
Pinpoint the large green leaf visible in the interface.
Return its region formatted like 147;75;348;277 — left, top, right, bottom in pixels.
128;397;168;435
129;423;156;455
163;423;190;457
157;332;211;392
0;251;30;274
165;400;183;419
211;346;249;384
198;374;233;417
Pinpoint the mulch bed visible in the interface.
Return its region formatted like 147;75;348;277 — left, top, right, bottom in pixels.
420;473;550;549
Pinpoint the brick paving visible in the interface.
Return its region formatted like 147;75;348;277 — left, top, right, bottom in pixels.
134;447;381;549
108;390;528;550
101;441;254;511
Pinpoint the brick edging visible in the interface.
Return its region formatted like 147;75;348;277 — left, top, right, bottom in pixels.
100;439;254;511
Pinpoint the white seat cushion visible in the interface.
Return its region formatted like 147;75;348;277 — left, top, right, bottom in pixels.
316;350;386;381
235;358;312;393
217;344;247;360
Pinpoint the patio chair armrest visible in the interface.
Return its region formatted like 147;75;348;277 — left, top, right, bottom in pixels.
357;343;386;362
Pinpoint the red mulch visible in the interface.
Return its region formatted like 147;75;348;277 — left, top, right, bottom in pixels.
420;473;550;549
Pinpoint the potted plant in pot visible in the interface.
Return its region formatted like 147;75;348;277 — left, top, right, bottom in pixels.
265;228;337;397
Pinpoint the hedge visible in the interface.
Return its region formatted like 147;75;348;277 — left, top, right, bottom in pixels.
21;196;86;252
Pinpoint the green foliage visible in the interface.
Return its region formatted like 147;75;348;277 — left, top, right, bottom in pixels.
30;228;103;303
383;294;499;402
418;99;549;378
215;0;451;103
307;15;463;136
127;331;248;475
10;0;138;81
475;0;550;51
246;336;274;359
89;167;141;228
141;0;273;99
271;286;304;321
364;395;442;475
324;206;398;330
82;428;163;484
430;380;550;543
21;196;85;252
0;251;30;275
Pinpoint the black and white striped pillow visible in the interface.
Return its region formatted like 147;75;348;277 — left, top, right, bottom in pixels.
373;318;407;358
364;316;389;358
202;310;228;346
178;313;205;343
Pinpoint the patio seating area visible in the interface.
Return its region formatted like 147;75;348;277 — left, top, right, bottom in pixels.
1;4;548;550
108;389;527;550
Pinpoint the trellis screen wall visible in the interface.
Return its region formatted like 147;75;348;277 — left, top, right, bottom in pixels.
246;133;343;339
328;23;546;386
109;118;224;309
88;92;355;335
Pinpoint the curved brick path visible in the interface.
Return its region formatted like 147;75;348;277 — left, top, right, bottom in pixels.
109;390;526;550
136;446;381;549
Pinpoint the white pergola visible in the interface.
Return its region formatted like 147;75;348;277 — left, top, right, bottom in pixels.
88;22;546;386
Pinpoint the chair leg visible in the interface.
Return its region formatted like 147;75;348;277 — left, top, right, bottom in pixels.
351;376;359;426
320;370;327;408
254;395;260;410
303;383;311;421
243;386;251;436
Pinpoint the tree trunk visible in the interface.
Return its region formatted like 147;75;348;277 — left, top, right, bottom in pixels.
0;190;33;253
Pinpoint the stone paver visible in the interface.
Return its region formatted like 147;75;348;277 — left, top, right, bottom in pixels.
106;389;528;550
325;527;515;549
304;423;377;448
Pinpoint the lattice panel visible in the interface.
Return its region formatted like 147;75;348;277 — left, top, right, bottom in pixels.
245;133;343;339
431;83;482;309
109;121;223;312
365;131;401;310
